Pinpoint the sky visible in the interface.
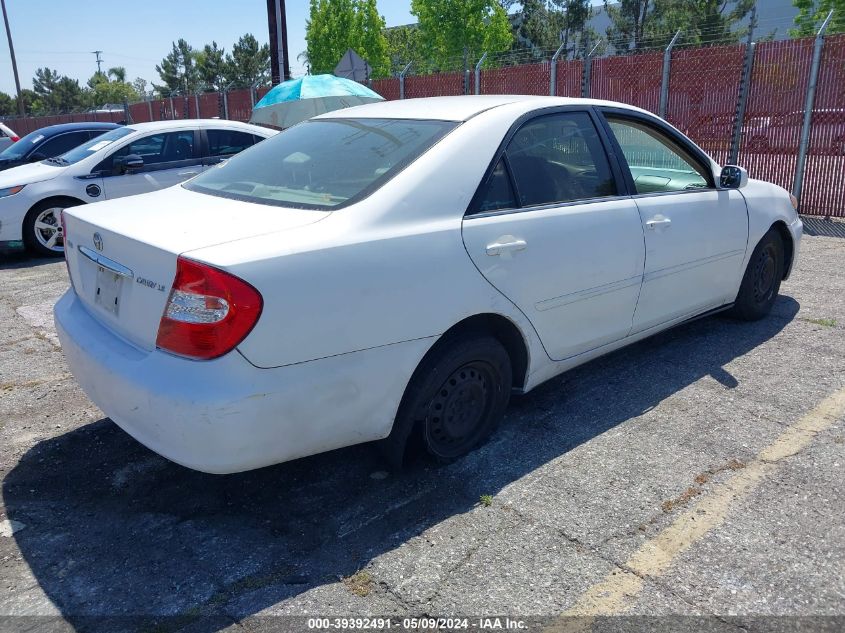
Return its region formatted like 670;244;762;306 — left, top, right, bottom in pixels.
0;0;421;95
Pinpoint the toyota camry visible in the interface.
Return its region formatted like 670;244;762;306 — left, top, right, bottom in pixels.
55;96;802;473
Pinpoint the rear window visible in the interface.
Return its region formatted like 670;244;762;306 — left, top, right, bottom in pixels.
184;118;457;209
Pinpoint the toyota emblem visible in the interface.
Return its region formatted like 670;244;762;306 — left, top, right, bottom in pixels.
93;232;103;251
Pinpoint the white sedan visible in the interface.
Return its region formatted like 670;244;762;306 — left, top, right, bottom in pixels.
55;96;802;473
0;119;276;256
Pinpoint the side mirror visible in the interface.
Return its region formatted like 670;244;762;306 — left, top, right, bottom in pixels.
720;165;749;189
114;154;144;175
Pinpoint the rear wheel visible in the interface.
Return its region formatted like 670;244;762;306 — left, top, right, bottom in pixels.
731;228;784;321
23;198;80;257
385;335;512;466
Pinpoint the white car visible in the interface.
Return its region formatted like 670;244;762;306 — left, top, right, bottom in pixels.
0;119;276;256
55;96;802;474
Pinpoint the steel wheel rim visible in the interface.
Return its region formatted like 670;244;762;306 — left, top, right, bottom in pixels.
425;361;494;458
753;244;777;304
33;207;64;252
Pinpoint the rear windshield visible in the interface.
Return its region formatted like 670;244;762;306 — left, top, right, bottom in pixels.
184;118;457;210
60;126;134;165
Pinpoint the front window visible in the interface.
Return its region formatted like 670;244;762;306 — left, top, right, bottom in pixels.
60;126;134;165
185;118;457;210
606;117;711;194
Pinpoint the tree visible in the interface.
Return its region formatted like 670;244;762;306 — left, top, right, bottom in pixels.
132;77;149;97
0;91;16;116
107;66;127;83
306;0;356;75
384;24;427;74
155;39;199;96
411;0;513;71
196;41;228;91
225;34;271;87
32;67;86;113
352;0;391;77
791;0;845;36
603;0;657;50
552;0;594;56
514;0;559;57
306;0;392;77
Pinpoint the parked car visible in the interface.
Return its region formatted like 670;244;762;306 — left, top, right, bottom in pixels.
55;96;802;474
0;119;276;256
0;121;20;151
0;122;121;172
744;109;845;154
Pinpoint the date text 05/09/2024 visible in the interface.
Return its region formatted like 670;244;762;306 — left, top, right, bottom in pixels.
307;617;528;630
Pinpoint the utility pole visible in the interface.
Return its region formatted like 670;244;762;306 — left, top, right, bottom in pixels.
92;50;103;74
1;0;24;116
267;0;290;85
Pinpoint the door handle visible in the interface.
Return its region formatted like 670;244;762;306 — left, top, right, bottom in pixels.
645;217;672;230
486;237;527;257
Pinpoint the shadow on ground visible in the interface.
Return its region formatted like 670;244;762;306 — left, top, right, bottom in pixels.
0;252;62;270
2;297;799;632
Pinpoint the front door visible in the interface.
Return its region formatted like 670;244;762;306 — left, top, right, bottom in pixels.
600;113;749;333
98;130;202;200
462;110;645;361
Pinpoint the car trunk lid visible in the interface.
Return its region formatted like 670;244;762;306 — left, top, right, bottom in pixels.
63;185;328;351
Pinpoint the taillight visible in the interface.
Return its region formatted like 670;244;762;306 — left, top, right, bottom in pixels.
156;257;263;360
10;136;19;143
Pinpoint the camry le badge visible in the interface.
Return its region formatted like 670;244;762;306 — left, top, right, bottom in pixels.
93;232;103;251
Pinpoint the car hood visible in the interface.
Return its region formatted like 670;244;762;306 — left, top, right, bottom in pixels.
0;161;66;186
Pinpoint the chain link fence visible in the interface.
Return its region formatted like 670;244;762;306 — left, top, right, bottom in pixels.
3;32;844;217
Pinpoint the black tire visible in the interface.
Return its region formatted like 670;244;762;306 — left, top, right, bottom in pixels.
383;335;512;466
23;198;81;258
731;228;784;321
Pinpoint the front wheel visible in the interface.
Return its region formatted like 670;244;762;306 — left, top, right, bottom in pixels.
388;335;512;465
731;228;784;321
23;199;80;257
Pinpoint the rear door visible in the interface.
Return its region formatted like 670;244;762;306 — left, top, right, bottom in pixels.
98;129;202;199
462;109;645;361
599;110;748;333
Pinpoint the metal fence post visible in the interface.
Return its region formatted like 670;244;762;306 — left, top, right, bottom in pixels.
793;9;834;206
147;96;153;122
399;62;412;99
194;93;200;118
474;52;487;95
659;30;682;119
582;40;601;98
730;41;756;165
168;94;175;119
550;41;567;96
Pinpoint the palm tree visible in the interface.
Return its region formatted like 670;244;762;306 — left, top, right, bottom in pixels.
107;66;127;83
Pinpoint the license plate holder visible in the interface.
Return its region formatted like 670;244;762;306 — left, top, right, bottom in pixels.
94;266;123;316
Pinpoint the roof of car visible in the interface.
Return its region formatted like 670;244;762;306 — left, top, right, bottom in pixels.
314;95;653;122
125;119;271;133
28;121;121;136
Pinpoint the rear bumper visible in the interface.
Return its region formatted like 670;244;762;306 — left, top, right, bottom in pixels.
55;290;431;473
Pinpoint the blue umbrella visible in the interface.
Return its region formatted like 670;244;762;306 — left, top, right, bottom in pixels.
250;74;384;128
